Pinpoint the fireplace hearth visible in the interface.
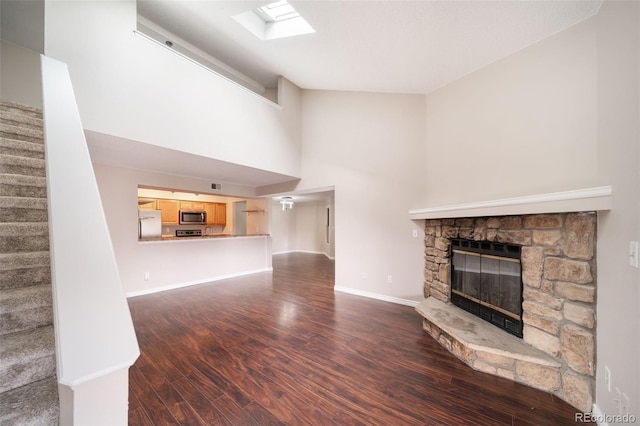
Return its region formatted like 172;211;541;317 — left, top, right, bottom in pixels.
451;239;523;337
417;212;597;413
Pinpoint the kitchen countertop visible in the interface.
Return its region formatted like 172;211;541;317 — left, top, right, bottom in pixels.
139;234;270;243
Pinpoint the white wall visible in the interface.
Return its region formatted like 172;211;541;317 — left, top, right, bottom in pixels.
43;0;301;180
594;1;639;419
424;16;599;206
420;2;639;418
93;164;272;296
271;201;297;254
0;40;42;107
263;91;427;304
271;198;334;257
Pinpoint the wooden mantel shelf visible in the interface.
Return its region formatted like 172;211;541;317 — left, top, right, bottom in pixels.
409;186;612;220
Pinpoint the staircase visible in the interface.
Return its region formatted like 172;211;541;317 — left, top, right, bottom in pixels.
0;100;59;424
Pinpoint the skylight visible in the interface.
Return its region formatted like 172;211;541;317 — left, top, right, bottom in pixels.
254;1;299;23
233;1;315;40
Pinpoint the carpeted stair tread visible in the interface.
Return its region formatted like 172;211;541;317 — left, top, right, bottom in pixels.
0;196;48;223
0;228;48;258
0;285;53;336
0;174;47;198
0;252;51;290
0;123;43;145
0;111;43;129
0;223;49;253
0;101;42;119
0;138;45;160
0;154;46;177
0;377;59;425
0;325;56;393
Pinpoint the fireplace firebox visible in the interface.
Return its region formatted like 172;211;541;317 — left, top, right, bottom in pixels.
450;239;523;337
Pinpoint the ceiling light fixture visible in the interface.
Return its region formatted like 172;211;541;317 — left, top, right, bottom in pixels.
233;0;315;41
280;196;294;211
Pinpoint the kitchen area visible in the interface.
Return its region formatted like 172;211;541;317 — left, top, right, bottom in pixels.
137;186;269;241
90;161;275;298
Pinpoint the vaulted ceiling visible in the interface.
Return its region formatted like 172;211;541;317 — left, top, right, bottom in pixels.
137;0;603;95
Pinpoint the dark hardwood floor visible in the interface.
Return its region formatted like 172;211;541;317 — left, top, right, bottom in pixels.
128;252;587;425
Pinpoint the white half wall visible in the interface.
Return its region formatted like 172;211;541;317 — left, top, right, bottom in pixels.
43;0;301;180
93;164;272;295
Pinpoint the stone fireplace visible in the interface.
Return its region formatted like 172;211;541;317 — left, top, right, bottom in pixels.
415;212;597;412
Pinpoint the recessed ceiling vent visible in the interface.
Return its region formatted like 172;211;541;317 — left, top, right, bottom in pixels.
233;0;315;40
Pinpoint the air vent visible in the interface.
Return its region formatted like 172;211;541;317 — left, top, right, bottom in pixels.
211;183;221;190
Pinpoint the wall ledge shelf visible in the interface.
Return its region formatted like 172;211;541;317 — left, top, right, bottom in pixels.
409;186;612;220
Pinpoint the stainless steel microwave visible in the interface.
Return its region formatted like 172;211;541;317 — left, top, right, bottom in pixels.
179;210;206;225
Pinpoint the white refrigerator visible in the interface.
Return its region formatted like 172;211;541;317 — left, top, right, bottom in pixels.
138;210;162;238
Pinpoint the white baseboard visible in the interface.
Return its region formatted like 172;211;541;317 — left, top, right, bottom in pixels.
334;286;420;307
273;250;334;259
591;404;609;426
126;267;273;298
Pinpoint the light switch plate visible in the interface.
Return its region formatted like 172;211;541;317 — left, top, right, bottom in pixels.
630;241;639;268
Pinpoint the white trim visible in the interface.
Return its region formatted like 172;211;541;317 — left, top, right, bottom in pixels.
409;186;612;220
591;404;609;426
126;268;273;298
58;360;136;387
273;250;334;260
334;286;420;307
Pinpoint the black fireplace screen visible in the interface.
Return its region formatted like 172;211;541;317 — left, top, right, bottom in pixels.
450;239;523;337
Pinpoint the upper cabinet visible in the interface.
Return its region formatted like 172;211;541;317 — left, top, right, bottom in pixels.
139;197;226;226
180;201;205;211
138;198;156;210
156;199;179;224
205;203;226;226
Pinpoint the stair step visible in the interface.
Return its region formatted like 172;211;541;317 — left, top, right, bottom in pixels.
0;223;49;253
0;154;46;178
0;110;43;130
0;196;48;223
0;101;42;120
0;252;51;290
0;123;43;144
0;174;47;198
0;285;53;336
0;326;56;393
0;138;45;160
0;377;59;425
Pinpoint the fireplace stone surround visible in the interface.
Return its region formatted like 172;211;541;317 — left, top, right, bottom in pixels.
415;212;597;412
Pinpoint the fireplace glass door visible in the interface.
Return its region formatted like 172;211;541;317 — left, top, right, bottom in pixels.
451;239;523;337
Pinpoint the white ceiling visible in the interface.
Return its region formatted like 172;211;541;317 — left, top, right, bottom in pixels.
137;0;603;94
91;1;603;191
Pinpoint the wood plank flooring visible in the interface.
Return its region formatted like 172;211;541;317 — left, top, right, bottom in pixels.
128;252;589;425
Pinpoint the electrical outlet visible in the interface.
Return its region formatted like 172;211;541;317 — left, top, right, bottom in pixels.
412;229;418;237
604;366;611;392
387;275;393;284
622;393;630;415
144;272;150;281
615;387;623;414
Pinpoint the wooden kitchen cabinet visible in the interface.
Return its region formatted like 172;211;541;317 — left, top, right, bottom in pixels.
157;199;179;224
138;198;156;210
205;203;226;226
215;203;226;225
180;201;205;210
